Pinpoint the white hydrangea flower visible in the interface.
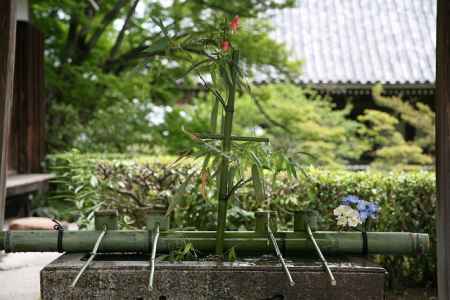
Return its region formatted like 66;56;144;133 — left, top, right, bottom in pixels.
337;217;347;227
347;215;361;227
334;205;362;227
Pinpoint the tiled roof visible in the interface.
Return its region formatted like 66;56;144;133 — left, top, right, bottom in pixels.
266;0;436;86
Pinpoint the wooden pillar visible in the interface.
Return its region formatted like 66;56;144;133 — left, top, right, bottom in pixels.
10;21;46;175
436;0;450;298
0;1;17;228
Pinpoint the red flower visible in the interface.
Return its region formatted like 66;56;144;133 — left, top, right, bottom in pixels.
229;16;240;32
221;40;230;52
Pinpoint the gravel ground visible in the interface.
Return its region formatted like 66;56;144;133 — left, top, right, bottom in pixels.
0;252;61;300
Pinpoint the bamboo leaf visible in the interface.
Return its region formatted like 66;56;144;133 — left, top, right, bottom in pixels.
180;59;210;79
200;168;209;200
182;127;235;161
151;17;171;38
166;172;194;216
219;63;232;91
90;176;98;188
252;164;265;203
211;66;218;87
249;150;263;168
227;246;237;262
142;37;170;55
201;153;211;170
287;158;298;179
169;150;193;167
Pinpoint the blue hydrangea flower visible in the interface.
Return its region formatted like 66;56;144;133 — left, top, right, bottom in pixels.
342;195;360;205
357;200;379;221
367;202;380;219
356;199;368;211
359;210;369;222
338;195;380;224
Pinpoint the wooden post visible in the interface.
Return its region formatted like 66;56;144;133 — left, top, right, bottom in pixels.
0;0;17;228
10;21;46;175
436;0;450;298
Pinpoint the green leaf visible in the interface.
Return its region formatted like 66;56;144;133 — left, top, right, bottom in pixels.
180;59;210;79
251;164;265;203
227;246;237;262
166;172;195;216
249;150;263;168
142;37;170;55
90;176;98;188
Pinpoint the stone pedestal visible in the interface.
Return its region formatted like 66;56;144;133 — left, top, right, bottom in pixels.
41;254;385;300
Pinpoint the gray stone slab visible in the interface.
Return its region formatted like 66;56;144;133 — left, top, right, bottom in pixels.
0;251;61;300
41;254;385;300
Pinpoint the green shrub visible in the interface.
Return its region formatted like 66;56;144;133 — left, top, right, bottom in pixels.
46;152;435;288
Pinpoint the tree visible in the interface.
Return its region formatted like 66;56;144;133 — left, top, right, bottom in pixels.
357;85;434;169
30;0;298;152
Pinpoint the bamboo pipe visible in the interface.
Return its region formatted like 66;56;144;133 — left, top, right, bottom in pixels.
0;230;429;256
306;225;336;286
267;217;295;286
70;226;107;288
148;224;160;291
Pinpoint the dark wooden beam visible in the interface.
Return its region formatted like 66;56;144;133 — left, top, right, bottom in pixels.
436;0;450;298
10;21;46;174
0;0;17;228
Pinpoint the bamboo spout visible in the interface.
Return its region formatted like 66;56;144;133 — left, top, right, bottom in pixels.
95;210;118;230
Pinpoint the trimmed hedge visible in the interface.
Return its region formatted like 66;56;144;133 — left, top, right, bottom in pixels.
45;152;436;289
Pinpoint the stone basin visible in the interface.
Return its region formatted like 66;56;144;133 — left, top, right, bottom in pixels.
41;254;385;300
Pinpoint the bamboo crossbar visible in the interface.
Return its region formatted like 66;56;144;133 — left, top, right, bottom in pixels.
0;230;429;256
195;133;270;143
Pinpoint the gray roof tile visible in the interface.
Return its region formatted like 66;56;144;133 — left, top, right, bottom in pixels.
266;0;436;85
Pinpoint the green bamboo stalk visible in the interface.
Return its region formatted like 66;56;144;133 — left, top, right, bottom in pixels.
216;50;239;255
0;230;429;256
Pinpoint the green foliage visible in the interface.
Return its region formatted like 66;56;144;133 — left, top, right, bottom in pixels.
45;151;181;227
226;246;237;262
45;150;102;228
31;0;298;153
169;242;198;262
372;84;435;154
192;84;369;166
357;85;434;169
358;110;432;168
46;153;436;287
